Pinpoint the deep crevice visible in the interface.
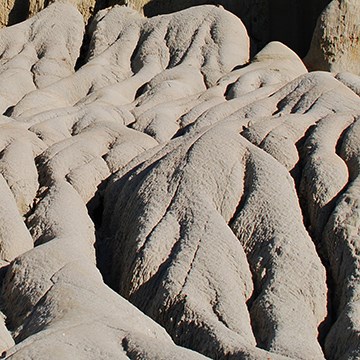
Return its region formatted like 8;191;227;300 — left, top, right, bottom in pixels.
87;179;108;229
134;82;149;100
3;106;14;117
228;153;251;230
22;155;45;237
291;124;317;198
74;11;98;71
75;29;92;71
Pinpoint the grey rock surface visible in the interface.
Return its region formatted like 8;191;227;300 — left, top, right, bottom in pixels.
0;2;359;360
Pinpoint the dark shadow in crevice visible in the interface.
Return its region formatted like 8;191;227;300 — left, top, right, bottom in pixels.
3;106;14;117
74;9;99;71
134;82;149;100
317;266;335;349
231;62;250;72
87;178;108;229
290;124;316;219
7;0;30;26
87;177;110;283
75;29;92;71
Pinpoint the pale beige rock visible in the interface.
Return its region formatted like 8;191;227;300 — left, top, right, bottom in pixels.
223;41;307;99
130;41;307;143
0;3;359;360
0;140;39;215
11;4;249;119
232;73;360;360
100;117;327;359
336;72;360;96
0;174;33;262
0;2;84;114
2;181;208;360
305;0;360;75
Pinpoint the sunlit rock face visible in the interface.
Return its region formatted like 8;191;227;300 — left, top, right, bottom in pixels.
305;0;360;76
0;2;359;360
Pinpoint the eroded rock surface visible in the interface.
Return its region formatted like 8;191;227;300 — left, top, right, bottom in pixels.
305;0;360;75
0;0;331;58
0;3;359;360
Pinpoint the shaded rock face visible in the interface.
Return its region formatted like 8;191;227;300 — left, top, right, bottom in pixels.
0;3;359;360
0;0;330;58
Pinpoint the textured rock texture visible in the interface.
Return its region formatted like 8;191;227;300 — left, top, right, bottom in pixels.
0;0;331;57
305;0;360;75
0;2;359;360
143;0;331;56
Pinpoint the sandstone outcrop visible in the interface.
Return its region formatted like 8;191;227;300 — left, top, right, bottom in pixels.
305;0;360;75
0;3;359;360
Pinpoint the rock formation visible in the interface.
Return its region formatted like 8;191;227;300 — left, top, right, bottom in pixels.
0;2;359;360
0;0;332;57
305;0;360;75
